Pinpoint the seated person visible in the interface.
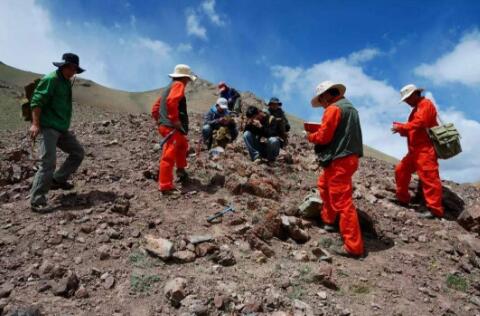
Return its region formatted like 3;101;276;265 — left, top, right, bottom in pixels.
218;81;242;113
243;105;286;163
202;97;238;149
265;97;290;140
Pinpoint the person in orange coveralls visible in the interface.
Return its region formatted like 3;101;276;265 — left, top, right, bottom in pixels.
151;64;196;195
392;84;444;219
306;81;364;258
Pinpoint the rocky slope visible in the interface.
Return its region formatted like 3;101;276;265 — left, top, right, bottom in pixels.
1;104;480;316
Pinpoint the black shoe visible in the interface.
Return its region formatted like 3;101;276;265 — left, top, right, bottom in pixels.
417;211;435;219
323;224;337;232
51;179;74;190
176;169;189;183
31;202;55;213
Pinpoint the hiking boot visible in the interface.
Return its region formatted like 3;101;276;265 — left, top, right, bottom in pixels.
176;169;189;183
51;179;75;191
417;210;435;219
330;244;362;259
161;188;182;197
31;202;55;214
323;224;337;233
253;158;263;165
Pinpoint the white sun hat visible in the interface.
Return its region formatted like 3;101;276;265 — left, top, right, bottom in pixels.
311;81;346;107
399;84;424;102
168;64;197;81
216;97;228;110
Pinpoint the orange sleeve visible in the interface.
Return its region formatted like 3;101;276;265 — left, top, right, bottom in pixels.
396;101;436;134
151;96;161;121
308;105;342;144
166;81;185;123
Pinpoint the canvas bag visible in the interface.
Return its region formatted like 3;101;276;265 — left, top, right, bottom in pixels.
428;111;462;159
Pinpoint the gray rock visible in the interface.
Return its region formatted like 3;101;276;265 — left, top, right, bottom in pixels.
0;283;14;298
293;299;314;316
187;235;214;245
52;271;79;298
458;204;480;233
298;195;322;219
97;245;110;260
173;250;196;263
211;246;236;266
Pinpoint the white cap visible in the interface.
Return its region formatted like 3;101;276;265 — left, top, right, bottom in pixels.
311;81;346;107
399;84;424;102
216;97;228;110
168;64;197;81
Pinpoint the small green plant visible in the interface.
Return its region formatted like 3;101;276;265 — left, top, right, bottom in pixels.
298;265;312;283
319;237;333;248
446;274;468;292
130;274;161;293
128;250;152;268
287;285;305;300
350;284;370;295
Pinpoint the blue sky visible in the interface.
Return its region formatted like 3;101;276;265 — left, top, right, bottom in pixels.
1;0;480;182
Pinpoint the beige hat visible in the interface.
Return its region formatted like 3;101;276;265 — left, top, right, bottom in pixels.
168;64;197;81
311;81;346;107
399;84;424;102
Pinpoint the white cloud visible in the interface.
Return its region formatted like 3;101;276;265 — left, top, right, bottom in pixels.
201;0;225;26
271;49;480;183
347;48;381;64
414;30;480;86
177;43;193;53
186;10;207;40
0;0;211;91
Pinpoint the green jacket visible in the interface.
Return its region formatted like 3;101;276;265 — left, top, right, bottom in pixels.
30;70;73;132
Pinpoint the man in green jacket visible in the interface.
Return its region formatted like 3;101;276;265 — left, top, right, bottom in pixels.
29;53;85;212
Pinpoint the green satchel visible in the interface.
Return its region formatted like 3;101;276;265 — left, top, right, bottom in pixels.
428;122;462;159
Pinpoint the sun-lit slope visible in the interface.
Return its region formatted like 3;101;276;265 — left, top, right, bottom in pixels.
0;61;397;163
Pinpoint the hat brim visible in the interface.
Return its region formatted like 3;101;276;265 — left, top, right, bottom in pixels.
268;101;282;106
169;73;197;81
218;105;228;110
310;83;346;107
53;62;85;74
399;88;424;103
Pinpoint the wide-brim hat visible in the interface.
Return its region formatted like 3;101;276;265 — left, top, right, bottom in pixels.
168;64;197;81
311;81;346;107
268;97;282;106
53;53;85;74
399;84;424;102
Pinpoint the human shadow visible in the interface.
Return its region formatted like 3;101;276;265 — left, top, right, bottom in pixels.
54;190;119;211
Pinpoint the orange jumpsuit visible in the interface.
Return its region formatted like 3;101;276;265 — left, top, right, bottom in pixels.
308;102;364;256
394;97;444;217
151;81;189;191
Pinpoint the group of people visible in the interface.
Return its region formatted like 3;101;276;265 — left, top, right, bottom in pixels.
27;54;446;259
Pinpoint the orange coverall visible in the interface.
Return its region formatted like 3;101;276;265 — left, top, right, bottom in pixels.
308;101;364;256
151;81;189;191
394;97;444;217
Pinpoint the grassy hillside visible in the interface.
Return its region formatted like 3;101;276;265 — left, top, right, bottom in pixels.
0;61;397;163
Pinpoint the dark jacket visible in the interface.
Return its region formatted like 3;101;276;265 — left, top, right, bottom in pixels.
266;107;291;132
245;113;285;143
204;105;231;126
220;87;241;109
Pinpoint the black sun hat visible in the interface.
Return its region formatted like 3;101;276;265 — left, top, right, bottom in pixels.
268;97;282;106
53;53;85;74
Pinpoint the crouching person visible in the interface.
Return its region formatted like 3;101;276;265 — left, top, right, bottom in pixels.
307;81;364;258
202;97;238;149
151;64;196;195
243;106;285;163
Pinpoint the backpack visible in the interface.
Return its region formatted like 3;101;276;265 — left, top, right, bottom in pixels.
428;122;462;159
21;79;41;121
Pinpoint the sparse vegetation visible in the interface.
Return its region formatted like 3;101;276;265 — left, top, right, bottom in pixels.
446;274;468;292
130;273;161;294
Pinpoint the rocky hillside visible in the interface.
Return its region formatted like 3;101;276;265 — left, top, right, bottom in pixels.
1;105;480;315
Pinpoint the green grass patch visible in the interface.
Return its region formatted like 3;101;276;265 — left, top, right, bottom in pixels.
446;274;468;292
287;285;305;300
130;274;161;294
319;237;334;248
128;250;153;268
350;284;370;295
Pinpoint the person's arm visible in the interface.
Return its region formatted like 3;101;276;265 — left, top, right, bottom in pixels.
29;77;54;139
204;109;219;125
307;105;342;144
151;96;161;122
166;81;185;129
395;103;435;134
